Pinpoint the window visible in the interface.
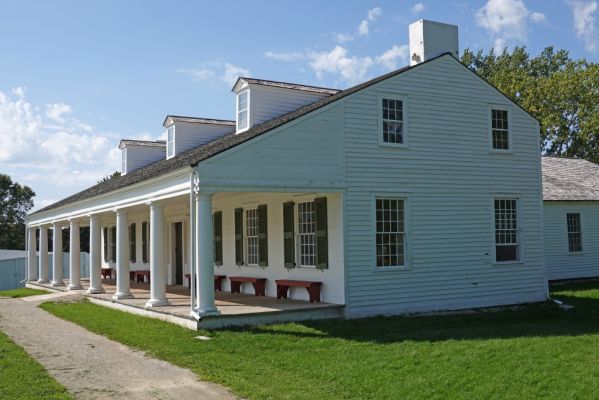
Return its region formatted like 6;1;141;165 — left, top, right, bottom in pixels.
166;126;174;158
121;149;127;175
381;98;404;144
376;198;405;267
246;209;258;265
491;109;510;150
129;223;136;263
237;91;249;131
297;201;316;267
494;199;519;262
567;213;582;252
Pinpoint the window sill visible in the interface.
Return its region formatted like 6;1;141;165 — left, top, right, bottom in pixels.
567;252;585;256
489;149;513;155
493;260;525;266
379;142;409;149
373;265;411;272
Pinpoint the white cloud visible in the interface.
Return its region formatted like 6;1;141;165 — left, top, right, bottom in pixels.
476;0;547;49
45;102;72;122
178;61;250;86
566;0;598;53
376;44;410;70
530;12;546;23
0;88;123;210
309;46;374;84
411;3;425;14
335;6;382;42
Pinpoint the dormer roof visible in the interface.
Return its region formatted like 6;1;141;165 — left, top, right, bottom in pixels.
162;115;236;128
231;77;340;95
118;139;166;150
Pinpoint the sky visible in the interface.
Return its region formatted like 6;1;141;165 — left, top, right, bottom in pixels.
0;0;597;211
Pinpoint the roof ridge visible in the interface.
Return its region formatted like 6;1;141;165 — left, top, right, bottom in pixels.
238;77;340;92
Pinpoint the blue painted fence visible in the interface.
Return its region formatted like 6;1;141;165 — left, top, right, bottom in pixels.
0;253;90;291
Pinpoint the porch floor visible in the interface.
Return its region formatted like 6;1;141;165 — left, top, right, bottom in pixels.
29;279;344;330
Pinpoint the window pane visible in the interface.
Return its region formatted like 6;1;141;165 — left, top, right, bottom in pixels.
567;213;582;252
298;201;316;266
382;98;404;144
246;209;258;265
491;109;509;150
375;198;405;267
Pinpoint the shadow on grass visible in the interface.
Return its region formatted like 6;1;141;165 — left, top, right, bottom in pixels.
217;283;599;344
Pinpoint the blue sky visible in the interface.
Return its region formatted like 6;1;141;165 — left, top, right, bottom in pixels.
0;0;597;210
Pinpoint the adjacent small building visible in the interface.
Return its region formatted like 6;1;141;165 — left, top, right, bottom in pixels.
542;157;599;280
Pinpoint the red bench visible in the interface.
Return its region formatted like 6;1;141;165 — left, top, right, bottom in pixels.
133;270;150;283
184;274;227;291
275;280;322;303
229;276;266;296
100;268;114;280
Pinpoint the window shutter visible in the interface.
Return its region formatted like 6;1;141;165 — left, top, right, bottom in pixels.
110;226;117;262
314;197;329;269
283;202;296;269
257;204;268;267
103;227;108;262
234;208;244;266
213;211;223;266
129;223;136;263
141;222;148;263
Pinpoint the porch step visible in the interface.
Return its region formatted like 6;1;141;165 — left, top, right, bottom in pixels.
197;304;345;329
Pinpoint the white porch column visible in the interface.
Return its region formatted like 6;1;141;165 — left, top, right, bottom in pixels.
87;215;104;294
37;226;49;284
51;223;64;287
27;227;38;281
68;220;83;290
146;202;170;307
195;192;218;315
112;210;133;300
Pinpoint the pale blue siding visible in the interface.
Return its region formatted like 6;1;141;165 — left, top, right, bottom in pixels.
544;201;599;280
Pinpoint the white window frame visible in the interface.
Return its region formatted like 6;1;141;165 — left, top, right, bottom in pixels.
237;90;250;132
245;208;259;266
566;212;583;254
488;104;513;153
166;126;175;159
372;195;410;271
492;197;522;264
121;148;127;175
378;94;408;148
295;200;317;268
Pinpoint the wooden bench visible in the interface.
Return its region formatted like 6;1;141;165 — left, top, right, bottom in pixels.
133;270;150;283
275;280;322;303
229;276;266;296
184;274;227;291
100;268;114;280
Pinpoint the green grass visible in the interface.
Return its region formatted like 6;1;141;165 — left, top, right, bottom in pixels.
0;288;49;298
40;282;599;400
0;330;72;400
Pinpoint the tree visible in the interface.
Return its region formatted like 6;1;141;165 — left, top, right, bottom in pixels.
461;47;599;163
98;171;121;184
0;174;35;250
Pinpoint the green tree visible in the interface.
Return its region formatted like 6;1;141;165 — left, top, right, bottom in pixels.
98;171;121;184
461;46;599;162
0;174;35;250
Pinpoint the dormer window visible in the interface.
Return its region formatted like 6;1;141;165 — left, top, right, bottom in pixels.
237;90;249;131
121;149;127;175
166;126;175;158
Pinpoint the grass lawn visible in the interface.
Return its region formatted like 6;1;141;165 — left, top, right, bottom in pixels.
40;282;599;400
0;330;72;400
0;288;49;298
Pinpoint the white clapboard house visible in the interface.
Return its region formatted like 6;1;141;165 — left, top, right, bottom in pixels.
26;20;579;327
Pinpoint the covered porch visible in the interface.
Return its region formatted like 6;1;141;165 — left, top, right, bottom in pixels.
28;278;343;329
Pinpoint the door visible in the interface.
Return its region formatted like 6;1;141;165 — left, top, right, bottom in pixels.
174;222;183;285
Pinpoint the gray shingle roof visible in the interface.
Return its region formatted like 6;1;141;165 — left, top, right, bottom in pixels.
542;157;599;201
235;77;340;95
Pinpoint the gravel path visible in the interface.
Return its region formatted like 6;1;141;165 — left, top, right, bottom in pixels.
0;293;236;400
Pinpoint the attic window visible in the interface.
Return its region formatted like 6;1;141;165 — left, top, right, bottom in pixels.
237;90;249;131
167;126;175;158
